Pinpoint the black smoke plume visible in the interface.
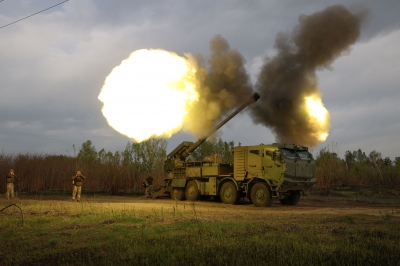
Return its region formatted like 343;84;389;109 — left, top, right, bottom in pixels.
183;35;253;137
250;5;368;146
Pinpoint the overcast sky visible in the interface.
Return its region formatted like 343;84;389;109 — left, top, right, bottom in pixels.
1;0;399;160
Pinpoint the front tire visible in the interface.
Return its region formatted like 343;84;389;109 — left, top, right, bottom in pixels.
185;180;200;201
251;182;273;207
220;182;239;205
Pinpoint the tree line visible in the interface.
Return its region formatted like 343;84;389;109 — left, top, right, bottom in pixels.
1;139;399;195
0;138;233;195
315;143;400;194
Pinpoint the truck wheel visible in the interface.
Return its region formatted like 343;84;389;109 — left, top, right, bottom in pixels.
220;182;239;205
283;191;300;205
185;180;200;201
251;182;273;207
171;188;185;201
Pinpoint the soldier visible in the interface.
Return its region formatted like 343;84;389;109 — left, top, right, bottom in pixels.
6;169;16;200
72;170;86;202
144;175;154;198
142;178;148;197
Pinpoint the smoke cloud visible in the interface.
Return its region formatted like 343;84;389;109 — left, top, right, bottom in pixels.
250;5;368;146
183;35;254;137
98;5;370;146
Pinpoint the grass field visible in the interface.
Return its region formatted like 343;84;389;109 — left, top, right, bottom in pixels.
1;190;400;266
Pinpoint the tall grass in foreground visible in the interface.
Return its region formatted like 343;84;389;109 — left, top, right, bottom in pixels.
1;199;399;265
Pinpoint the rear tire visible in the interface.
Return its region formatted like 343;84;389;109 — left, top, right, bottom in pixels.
220;182;239;205
251;182;273;207
171;188;185;200
185;180;200;201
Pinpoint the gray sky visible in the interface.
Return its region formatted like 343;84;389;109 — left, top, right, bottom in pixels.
1;0;399;160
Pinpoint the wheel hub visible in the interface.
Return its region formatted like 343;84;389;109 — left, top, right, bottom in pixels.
225;189;232;200
256;189;265;201
188;186;195;196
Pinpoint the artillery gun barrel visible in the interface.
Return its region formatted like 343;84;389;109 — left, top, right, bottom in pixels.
178;92;260;160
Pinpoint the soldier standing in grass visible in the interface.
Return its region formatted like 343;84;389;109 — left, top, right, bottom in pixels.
6;169;16;200
72;171;86;202
143;175;154;198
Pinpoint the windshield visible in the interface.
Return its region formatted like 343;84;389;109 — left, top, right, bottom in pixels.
297;150;312;160
280;148;312;160
280;149;296;160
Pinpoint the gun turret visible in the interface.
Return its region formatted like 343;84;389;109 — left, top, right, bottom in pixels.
165;92;260;171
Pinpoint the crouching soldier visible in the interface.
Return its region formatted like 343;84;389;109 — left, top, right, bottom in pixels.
72;171;86;202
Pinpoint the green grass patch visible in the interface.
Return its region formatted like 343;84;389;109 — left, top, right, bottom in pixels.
1;198;399;265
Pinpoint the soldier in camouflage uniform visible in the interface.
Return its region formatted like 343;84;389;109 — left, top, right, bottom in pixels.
72;171;86;202
6;169;16;200
143;175;154;198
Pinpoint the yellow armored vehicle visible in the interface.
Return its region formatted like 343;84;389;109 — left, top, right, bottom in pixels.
153;92;316;207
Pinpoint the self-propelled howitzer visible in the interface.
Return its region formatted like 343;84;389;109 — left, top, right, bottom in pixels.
152;92;316;207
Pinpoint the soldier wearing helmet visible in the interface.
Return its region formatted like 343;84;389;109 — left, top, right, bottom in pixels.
72;170;86;202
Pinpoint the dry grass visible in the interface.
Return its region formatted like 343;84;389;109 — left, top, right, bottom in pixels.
1;192;400;265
